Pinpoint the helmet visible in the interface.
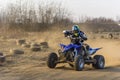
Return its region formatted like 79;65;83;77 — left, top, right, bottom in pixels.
72;25;80;33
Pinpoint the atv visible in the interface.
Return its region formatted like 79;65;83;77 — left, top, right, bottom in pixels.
47;37;105;71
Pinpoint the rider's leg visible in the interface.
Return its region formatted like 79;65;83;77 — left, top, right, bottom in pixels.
82;43;91;59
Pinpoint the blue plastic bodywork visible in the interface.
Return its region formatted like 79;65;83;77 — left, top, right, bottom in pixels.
60;43;81;52
60;43;101;55
88;48;102;55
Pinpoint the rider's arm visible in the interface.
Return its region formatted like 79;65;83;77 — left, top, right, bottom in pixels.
79;31;87;40
63;30;72;37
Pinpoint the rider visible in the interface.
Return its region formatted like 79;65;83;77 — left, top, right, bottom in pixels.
63;25;87;43
63;25;89;56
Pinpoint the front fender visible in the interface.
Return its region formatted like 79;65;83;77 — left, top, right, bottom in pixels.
89;48;102;55
60;44;81;52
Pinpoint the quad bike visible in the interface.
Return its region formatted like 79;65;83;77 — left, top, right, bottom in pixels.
47;36;105;71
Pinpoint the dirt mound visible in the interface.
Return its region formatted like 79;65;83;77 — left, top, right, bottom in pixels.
40;42;49;49
10;49;24;54
0;52;6;65
86;39;120;67
21;43;31;48
30;43;41;51
16;39;26;45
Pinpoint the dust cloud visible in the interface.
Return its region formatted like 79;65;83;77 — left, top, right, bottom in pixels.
35;29;120;67
87;39;120;67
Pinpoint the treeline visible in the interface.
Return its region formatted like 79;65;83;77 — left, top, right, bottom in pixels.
78;16;120;32
0;0;120;32
0;0;72;31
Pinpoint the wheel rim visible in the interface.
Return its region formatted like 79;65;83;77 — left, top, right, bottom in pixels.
99;58;104;68
79;59;84;68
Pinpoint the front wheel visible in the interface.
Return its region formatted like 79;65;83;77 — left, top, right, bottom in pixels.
92;55;105;69
47;52;58;68
74;56;84;71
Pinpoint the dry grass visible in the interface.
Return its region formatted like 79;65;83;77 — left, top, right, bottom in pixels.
0;28;119;80
0;28;28;39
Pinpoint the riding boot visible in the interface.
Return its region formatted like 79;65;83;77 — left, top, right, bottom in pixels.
85;45;91;59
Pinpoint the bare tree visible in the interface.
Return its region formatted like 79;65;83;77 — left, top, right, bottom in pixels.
0;0;72;31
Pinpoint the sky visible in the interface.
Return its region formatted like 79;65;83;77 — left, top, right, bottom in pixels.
63;0;120;21
0;0;120;21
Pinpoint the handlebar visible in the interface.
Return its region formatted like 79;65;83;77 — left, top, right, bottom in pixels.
67;35;83;40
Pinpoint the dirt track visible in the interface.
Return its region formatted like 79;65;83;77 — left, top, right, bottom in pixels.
0;37;120;80
0;64;119;80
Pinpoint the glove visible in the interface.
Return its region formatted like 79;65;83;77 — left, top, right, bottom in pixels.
63;30;66;33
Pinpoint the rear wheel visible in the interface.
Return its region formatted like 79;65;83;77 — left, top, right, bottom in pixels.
92;55;105;69
74;56;84;71
47;52;58;68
